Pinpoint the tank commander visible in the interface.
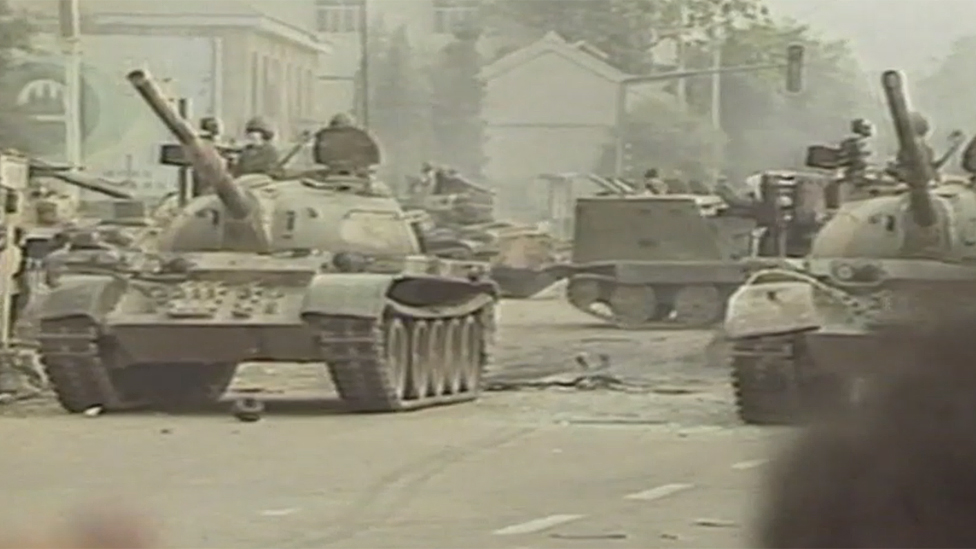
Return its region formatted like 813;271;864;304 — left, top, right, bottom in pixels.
641;168;668;194
407;161;437;199
328;112;356;129
233;116;280;177
890;111;937;179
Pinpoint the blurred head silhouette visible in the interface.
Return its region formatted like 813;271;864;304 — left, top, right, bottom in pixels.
0;506;156;548
757;313;976;548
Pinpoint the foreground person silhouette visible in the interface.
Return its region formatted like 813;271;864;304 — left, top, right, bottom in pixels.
756;314;976;548
0;507;156;548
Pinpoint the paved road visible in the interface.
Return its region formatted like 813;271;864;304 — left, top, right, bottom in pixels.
0;296;773;548
0;409;782;548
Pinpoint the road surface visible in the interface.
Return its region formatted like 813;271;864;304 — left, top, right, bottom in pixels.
0;293;779;548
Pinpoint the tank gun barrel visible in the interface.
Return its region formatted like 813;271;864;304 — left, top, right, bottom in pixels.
881;70;936;227
126;69;251;219
53;172;133;200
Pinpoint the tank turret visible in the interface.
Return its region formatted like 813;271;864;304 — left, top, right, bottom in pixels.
127;69;269;252
127;70;252;221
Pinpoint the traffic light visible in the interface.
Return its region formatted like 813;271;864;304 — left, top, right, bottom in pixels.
785;44;804;93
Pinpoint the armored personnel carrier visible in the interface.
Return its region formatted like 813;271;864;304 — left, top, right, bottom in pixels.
724;69;976;424
33;69;497;414
402;166;567;298
562;170;830;329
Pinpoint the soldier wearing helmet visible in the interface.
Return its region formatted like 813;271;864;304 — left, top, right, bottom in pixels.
233;116;281;177
329;112;355;129
894;111;936;176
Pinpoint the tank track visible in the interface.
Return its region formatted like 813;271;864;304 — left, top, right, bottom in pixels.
308;307;489;413
567;277;735;330
729;334;802;425
38;317;239;414
729;333;847;425
36;316;128;413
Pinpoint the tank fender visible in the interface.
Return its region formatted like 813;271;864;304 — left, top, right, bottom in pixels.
386;276;496;319
724;279;820;339
300;273;393;319
36;275;121;322
300;273;497;320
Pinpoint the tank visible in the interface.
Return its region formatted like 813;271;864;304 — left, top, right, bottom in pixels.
561;171;830;329
723;69;976;425
402;166;568;298
33;69;498;414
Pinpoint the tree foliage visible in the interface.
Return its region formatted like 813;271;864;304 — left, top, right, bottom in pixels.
485;0;871;184
0;1;35;153
430;25;487;179
594;93;724;181
916;36;976;143
702;19;872;180
484;0;769;74
370;25;433;187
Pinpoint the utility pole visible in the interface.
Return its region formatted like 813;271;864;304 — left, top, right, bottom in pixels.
675;3;687;112
358;0;369;127
709;28;723;187
58;0;83;172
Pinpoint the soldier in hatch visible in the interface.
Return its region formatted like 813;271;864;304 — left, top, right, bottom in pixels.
233;116;280;177
641;168;668;194
328;112;356;129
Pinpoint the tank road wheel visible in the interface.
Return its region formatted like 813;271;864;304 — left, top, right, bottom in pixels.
672;285;724;328
408;321;431;400
427;320;447;396
384;318;411;401
567;278;601;310
443;318;464;395
609;285;657;328
459;315;484;393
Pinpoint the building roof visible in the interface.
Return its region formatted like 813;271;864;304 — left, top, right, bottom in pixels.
14;0;330;54
481;31;627;83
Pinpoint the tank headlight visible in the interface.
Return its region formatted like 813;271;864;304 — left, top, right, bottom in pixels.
333;252;368;273
833;263;855;280
831;261;883;283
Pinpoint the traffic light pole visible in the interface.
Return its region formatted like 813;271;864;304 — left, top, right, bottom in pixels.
613;44;804;177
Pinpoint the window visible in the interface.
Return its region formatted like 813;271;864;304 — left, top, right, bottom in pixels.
315;0;363;33
433;0;479;34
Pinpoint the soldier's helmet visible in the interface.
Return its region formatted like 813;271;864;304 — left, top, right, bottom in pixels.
199;116;222;136
329;113;354;128
244;116;274;139
909;111;930;137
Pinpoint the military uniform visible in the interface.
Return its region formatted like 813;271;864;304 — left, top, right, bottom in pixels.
894;111;937;174
233;116;281;177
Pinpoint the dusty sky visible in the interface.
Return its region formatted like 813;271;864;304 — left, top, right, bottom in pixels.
767;0;973;75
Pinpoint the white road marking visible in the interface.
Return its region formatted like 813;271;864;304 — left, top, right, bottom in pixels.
259;508;300;517
624;482;694;501
493;514;585;535
731;459;767;470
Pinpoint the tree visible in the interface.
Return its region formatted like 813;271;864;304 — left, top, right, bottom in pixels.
431;24;486;179
484;0;770;74
370;25;434;188
700;19;872;180
0;1;35;153
594;93;725;181
916;36;976;144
